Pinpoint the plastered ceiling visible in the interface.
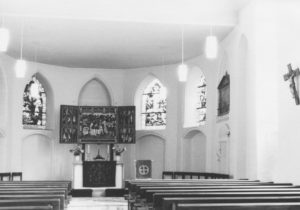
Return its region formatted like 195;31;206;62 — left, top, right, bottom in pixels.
0;0;250;69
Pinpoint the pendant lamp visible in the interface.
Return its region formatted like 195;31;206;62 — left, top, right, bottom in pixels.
205;27;218;59
0;27;9;52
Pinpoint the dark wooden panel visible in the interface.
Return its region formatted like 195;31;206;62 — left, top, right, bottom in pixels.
117;106;135;144
59;105;136;144
59;105;79;144
217;72;230;116
78;106;118;144
83;161;116;187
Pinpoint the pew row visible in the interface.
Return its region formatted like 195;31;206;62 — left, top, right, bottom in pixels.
162;196;300;210
0;199;60;210
0;194;65;210
125;179;300;210
0;206;53;210
0;181;72;192
0;180;72;210
176;202;300;210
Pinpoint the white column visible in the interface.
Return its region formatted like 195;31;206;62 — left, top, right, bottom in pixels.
115;163;124;188
73;157;83;189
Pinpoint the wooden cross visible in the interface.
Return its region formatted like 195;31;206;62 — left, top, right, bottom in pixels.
283;63;300;105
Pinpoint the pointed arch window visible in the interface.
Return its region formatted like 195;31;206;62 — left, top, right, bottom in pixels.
196;73;207;124
141;79;167;129
23;75;46;129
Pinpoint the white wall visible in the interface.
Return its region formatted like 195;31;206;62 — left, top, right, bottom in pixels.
0;53;125;179
22;134;53;180
182;130;206;172
215;0;300;184
135;134;165;179
275;0;300;184
0;39;222;181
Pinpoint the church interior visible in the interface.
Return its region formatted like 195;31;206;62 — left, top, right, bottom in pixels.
1;0;300;209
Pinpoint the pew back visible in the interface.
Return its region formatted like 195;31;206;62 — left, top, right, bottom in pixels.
176;202;300;210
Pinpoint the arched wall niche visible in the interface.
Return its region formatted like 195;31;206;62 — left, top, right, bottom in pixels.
77;77;112;159
135;134;166;179
184;66;207;127
136;131;167;141
216;123;230;174
31;72;55;129
182;129;206;172
134;73;167;130
21;134;53;180
78;77;112;106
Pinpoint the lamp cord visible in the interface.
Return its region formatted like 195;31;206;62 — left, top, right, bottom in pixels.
20;19;24;60
181;25;184;64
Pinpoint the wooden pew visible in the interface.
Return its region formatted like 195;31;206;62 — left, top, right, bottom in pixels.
0;194;65;210
0;180;72;210
136;184;295;197
0;183;69;188
0;206;53;210
0;190;67;202
172;171;230;179
125;179;261;189
152;191;300;210
176;202;300;210
162;196;300;210
126;179;300;210
0;187;68;199
127;181;274;204
128;181;281;193
0;199;60;210
141;187;300;203
0;181;72;192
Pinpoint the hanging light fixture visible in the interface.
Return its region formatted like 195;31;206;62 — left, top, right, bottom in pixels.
177;26;188;82
15;20;26;78
205;27;218;59
0;16;10;52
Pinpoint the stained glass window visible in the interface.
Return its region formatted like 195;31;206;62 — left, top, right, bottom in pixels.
141;79;167;129
196;73;207;124
23;76;46;129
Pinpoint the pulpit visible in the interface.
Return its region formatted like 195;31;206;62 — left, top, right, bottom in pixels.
83;161;116;187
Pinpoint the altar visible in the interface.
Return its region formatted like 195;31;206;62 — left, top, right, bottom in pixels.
83;161;116;187
73;159;124;189
60;105;134;190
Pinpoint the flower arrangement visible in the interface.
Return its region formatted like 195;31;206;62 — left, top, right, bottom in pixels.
112;145;126;156
69;144;84;156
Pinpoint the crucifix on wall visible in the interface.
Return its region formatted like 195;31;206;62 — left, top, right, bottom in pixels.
283;63;300;105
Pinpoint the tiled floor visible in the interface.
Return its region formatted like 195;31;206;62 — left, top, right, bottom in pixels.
67;197;128;210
